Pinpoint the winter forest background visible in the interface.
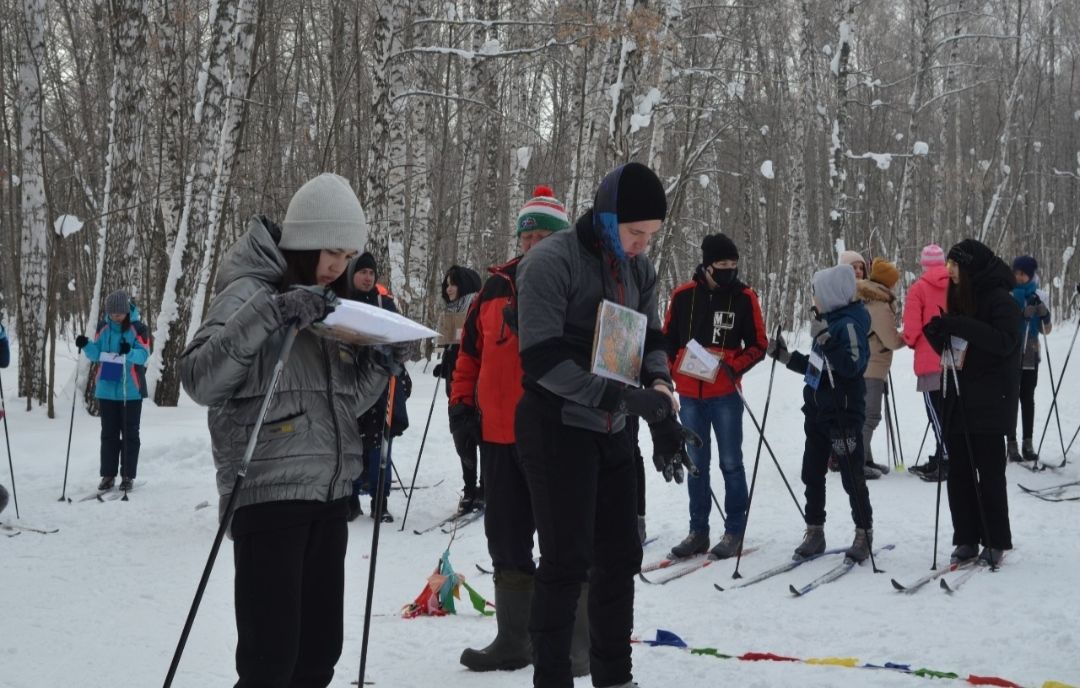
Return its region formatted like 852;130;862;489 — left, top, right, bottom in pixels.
1;0;1078;417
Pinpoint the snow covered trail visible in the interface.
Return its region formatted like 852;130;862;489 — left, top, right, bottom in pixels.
2;330;1078;687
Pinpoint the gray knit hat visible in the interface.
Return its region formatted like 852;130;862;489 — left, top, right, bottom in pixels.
280;173;367;252
811;265;857;313
104;289;130;316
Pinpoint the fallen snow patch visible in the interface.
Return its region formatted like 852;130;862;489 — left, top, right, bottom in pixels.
54;214;84;237
760;160;774;179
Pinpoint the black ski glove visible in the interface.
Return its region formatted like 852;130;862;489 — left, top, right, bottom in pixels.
75;334;89;350
432;363;444;378
766;335;791;365
273;285;337;329
649;416;702;484
619;387;673;424
119;341;131;355
448;403;481;447
810;309;830;346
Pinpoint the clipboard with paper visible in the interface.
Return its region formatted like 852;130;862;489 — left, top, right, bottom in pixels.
313;298;438;345
590;300;647;386
676;340;722;383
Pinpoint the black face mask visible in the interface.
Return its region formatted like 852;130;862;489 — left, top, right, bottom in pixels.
709;267;738;286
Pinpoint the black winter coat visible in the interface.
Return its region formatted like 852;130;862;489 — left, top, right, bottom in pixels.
924;254;1022;435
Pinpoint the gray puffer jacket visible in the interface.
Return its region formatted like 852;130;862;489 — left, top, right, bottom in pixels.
180;217;389;521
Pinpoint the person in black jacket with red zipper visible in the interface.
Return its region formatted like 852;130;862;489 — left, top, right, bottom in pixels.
661;233;766;560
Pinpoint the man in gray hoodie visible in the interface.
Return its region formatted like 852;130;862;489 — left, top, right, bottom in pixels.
516;162;697;688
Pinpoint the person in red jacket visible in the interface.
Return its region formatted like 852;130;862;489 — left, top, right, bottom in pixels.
451;187;589;677
902;243;950;481
662;233;767;560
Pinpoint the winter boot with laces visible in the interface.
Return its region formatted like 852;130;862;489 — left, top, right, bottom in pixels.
570;587;590;677
460;572;533;671
793;525;825;560
708;533;743;560
1006;440;1023;462
846;528;872;563
950;544;979;565
669;531;709;559
1021;439;1038;463
97;476;115;491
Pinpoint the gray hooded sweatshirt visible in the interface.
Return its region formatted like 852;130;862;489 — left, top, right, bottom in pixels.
180;217;389;521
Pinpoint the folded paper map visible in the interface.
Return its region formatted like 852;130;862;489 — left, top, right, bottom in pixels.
314;298;438;345
590;300;647;386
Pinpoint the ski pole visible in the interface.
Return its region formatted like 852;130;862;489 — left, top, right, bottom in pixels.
887;371;905;467
882;380;898;470
1034;331;1068;468
838;425;882;573
163;325;299;688
924;391;950;570
121;337;129;501
0;373;18;519
732;326;781;579
729;381;805;520
399;358;442;531
59;342;84;503
912;420;931;469
1036;309;1079;467
359;375;398;687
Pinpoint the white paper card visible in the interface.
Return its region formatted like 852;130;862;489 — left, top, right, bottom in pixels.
678;340;722;383
315;298;439;345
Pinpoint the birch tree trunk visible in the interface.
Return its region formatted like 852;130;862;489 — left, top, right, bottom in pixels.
16;0;49;407
150;0;238;406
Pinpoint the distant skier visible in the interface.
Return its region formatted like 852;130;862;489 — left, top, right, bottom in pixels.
180;173;393;688
75;290;150;493
1006;255;1052;463
767;264;875;563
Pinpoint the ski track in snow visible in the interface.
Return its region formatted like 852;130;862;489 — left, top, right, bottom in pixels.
2;328;1079;687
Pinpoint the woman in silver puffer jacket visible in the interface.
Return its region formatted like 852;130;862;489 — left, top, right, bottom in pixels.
180;173;391;688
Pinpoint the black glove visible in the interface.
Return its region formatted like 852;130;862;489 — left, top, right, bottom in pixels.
829;428;859;460
119;341;131;355
619;387;673;424
273;286;337;328
766;335;791;365
432;363;444;378
75;334;89;350
448;403;481;446
649;416;702;484
923;315;947;341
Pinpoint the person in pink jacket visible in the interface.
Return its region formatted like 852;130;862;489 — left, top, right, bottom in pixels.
902;244;950;481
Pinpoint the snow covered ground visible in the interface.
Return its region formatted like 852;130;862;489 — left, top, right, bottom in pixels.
2;325;1079;688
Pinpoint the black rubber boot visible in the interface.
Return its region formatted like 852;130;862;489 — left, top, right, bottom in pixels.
460;572;533;672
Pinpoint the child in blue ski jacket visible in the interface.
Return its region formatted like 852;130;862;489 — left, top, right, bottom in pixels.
76;290;150;492
767;264;875;563
1007;255;1051;462
0;319;9;369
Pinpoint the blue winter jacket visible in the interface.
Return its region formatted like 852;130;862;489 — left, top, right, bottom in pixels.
1012;281;1050;339
786;301;871;429
0;325;9;369
83;304;150;401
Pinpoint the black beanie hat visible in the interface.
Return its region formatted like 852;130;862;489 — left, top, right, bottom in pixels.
615;162;667;223
355;251;377;274
947;238;993;272
702;233;739;264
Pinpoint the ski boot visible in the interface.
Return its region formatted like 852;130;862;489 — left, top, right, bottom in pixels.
845;528;872;562
950;544;979;565
1021;439;1038;463
1006;440;1023;463
708;532;742;560
793;525;825;560
669;531;709;559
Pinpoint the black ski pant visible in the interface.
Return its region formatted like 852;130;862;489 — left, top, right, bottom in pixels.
233;505;348;688
99;399;141;479
453;430;482;497
516;390;642;688
801;413;873;530
1006;368;1038;442
481;441;536;577
945;431;1012;550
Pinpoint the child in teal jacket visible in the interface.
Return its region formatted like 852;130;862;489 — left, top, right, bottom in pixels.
77;290;149;492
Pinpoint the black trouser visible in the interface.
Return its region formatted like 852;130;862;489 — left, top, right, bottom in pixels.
924;389;945;461
516;391;642;688
801;413;873;530
453;430;482;496
1006;368;1038;442
233;506;348;688
481;441;536;576
99;399;141;479
625;415;646;517
945;431;1012;550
